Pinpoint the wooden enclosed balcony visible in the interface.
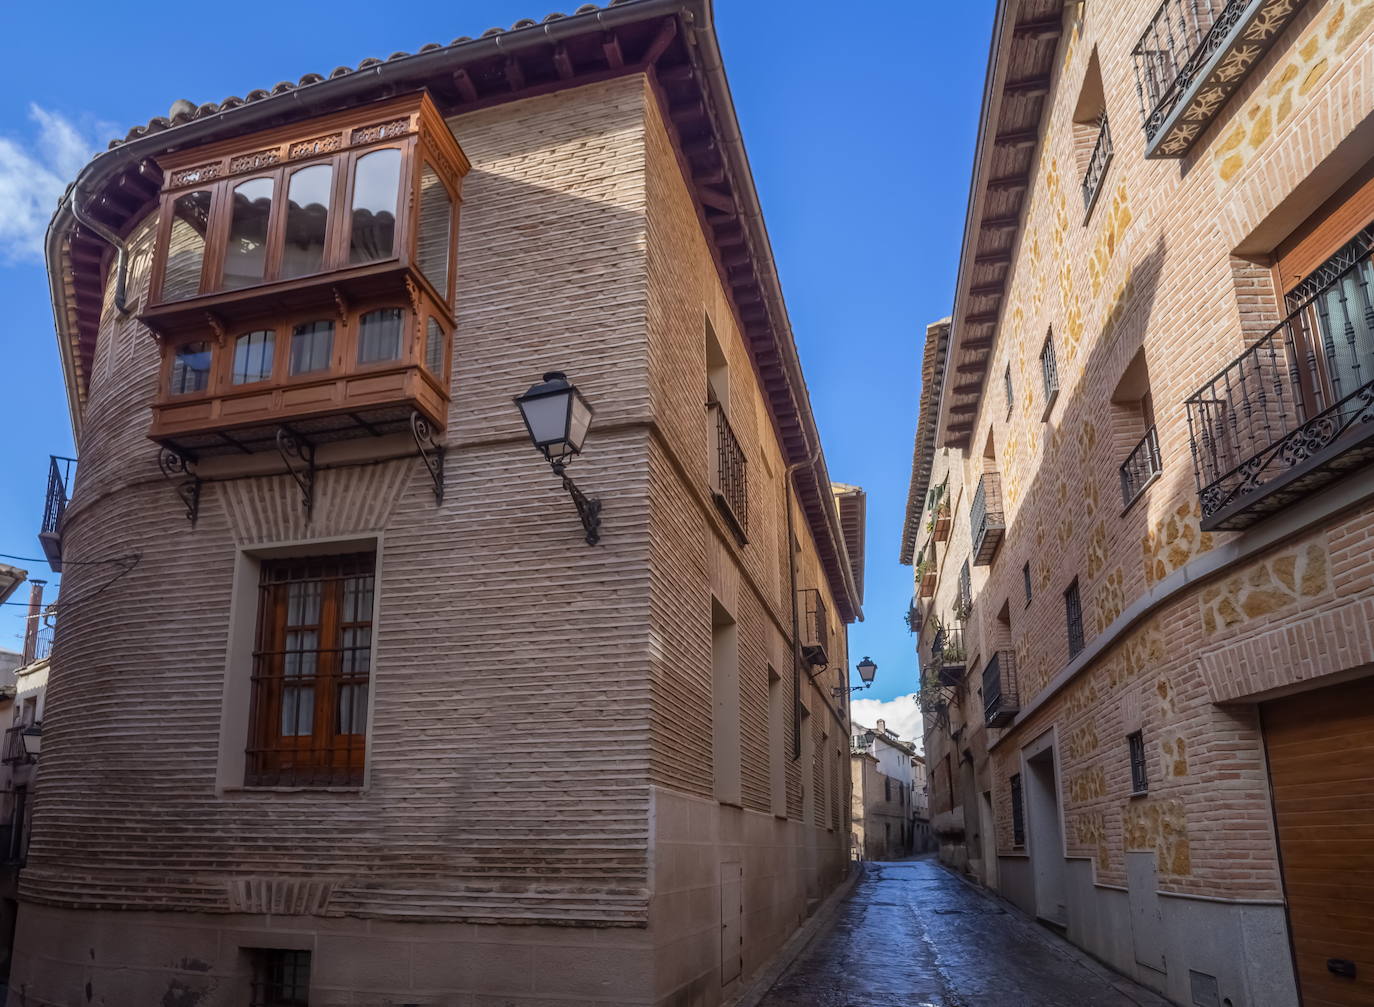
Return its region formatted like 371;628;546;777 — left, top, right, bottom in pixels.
139;92;469;458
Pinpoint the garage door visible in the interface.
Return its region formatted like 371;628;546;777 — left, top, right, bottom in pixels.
1262;676;1374;1006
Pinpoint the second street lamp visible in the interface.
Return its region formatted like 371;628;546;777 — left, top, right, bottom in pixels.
514;371;602;545
833;656;878;698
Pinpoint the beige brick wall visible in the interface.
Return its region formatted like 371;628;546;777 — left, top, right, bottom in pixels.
917;0;1374;901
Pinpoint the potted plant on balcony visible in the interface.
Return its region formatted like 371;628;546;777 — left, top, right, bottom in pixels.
903;598;921;635
926;501;952;542
916;554;937;599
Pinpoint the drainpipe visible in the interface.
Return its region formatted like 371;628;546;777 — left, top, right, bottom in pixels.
21;581;45;666
70;192;129;315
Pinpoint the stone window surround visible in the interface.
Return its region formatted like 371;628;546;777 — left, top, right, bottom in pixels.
215;532;385;794
989;474;1374;750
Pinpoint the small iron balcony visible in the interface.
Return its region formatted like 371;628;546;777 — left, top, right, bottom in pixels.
708;401;749;541
2;724;35;767
1186;232;1374;531
970;472;1005;566
38;455;76;573
1120;425;1163;509
799;588;829;669
984;650;1020;727
933;626;966;688
1132;0;1307;158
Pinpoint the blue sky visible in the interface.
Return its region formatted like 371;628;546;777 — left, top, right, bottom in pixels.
0;0;993;738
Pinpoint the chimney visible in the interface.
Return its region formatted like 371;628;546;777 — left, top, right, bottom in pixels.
876;718;886;735
21;580;45;665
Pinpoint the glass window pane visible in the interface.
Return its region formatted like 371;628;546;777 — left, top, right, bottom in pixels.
223;177;275;289
357;308;404;364
161;190;212;301
417;163;452;296
349;149;401;264
169;341;212;395
424;318;445;374
232;330;276;385
282;164;332;279
290;320;335;375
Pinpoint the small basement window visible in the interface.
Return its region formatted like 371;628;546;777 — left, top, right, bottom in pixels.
249;948;311;1006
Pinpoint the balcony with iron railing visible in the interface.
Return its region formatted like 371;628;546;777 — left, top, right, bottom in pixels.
984;650;1020;727
1081;115;1113;216
931;624;967;688
799;588;830;669
1132;0;1307;158
1186;232;1374;531
2;723;36;767
1120;425;1163;509
708;402;749;542
38;455;75;572
971;472;1005;566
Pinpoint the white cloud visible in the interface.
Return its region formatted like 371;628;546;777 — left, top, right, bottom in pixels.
0;105;101;264
851;693;924;752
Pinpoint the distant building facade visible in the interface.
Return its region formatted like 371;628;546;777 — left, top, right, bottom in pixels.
849;720;916;860
904;2;1374;1005
910;752;932;853
15;3;865;1004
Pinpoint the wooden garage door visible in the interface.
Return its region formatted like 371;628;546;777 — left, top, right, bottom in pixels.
1262;676;1374;1006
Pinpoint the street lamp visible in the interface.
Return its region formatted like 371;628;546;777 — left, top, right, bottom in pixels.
833;656;878;698
20;724;40;761
514;372;602;545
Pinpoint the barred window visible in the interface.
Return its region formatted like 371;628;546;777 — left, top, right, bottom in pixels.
1065;577;1085;659
250;948;310;1006
1039;328;1060;414
1010;773;1025;847
247;553;375;787
1003;362;1014;418
1022;561;1033;607
1128;730;1148;794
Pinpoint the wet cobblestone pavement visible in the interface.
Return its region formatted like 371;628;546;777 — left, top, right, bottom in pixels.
757;858;1170;1007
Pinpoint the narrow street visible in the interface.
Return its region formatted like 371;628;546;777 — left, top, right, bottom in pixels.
757;857;1171;1007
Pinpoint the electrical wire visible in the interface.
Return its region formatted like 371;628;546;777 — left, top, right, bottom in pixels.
0;552;139;567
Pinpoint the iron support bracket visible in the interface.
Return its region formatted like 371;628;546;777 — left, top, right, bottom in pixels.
275;427;316;519
551;462;601;546
409;410;445;505
157;447;202;526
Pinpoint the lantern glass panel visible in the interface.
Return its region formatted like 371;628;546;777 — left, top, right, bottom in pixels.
521;391;572;451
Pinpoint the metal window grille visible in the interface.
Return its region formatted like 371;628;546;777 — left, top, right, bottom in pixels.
708;402;749;535
958;559;972;617
1120;425;1164;507
1004;363;1014;418
1022;561;1033;606
1064;578;1085;658
1186;227;1374;530
1010;773;1025;846
983;650;1020;727
246;553;375;788
250;949;311;1007
1039;330;1060;405
1129;731;1148;794
1081;114;1113;214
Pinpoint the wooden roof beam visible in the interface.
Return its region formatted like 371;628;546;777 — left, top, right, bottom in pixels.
504;56;525;92
699;186;735;213
603;31;624;69
452;69;478;103
642;17;678;66
1004;75;1052;96
986;175;1029;192
981;215;1020;230
970;281;1005;297
965;311;999;325
974;250;1012;265
1012;16;1063;38
553;44;575;80
993;130;1038;148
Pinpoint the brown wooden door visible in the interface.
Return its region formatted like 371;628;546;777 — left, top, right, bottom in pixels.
1262;676;1374;1006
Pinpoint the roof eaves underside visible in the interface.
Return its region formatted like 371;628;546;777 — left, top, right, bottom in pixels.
936;0;1066;454
832;486;866;606
46;0;861;623
899;319;950;566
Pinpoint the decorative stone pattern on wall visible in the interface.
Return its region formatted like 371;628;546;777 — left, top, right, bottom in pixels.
1198;539;1329;635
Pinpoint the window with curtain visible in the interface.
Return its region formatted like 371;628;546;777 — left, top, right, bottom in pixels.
281;164;333;280
223;177;275;289
246;553;375;787
169;341;212;395
348;149;401;264
356;308;404;365
290;320;334;376
232;330;276;385
161;190;212;301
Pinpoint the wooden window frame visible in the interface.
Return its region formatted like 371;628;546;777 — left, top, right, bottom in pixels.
245;552;377;788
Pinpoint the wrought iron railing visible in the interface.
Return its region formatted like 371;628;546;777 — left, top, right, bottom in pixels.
1132;0;1237;141
1081;115;1113;213
800;588;829;654
957;559;973;618
41;455;75;537
971;472;1005;565
2;724;32;766
1186;231;1374;529
1120;425;1163;507
708;403;748;534
984;650;1020;727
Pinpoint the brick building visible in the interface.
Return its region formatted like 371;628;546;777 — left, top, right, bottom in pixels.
15;3;865;1003
849;720;917;861
903;1;1374;1004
